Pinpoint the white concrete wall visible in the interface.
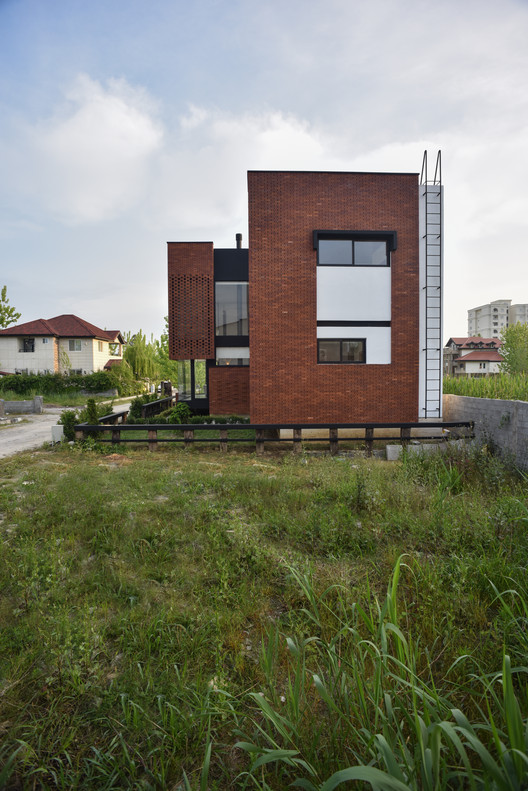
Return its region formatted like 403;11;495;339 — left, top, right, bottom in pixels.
92;340;123;371
317;267;391;363
461;360;502;375
0;336;56;373
58;338;92;372
1;335;123;374
58;338;121;373
317;267;391;322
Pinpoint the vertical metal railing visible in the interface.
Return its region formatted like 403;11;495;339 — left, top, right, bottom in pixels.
420;151;443;417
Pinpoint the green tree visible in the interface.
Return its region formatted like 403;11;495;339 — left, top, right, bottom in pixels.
154;316;179;383
123;330;160;381
499;322;528;374
0;285;21;329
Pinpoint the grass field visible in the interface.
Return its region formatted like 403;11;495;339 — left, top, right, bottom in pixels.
1;441;527;789
443;373;528;401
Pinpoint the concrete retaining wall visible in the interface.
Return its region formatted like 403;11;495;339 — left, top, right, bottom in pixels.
443;394;528;469
0;396;44;416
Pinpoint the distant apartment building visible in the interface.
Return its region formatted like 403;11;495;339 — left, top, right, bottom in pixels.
510;303;528;326
468;299;528;337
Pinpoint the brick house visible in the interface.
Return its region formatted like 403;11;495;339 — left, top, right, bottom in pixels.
168;155;443;423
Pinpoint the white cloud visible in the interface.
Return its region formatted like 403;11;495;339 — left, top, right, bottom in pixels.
147;107;344;238
23;75;163;223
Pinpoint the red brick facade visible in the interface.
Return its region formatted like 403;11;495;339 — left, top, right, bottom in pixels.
168;242;215;360
248;171;420;424
208;367;250;415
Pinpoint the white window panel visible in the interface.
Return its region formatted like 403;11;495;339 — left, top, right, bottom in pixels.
317;267;391;322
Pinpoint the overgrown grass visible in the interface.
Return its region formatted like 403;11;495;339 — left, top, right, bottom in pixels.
0;388;93;407
0;442;526;788
444;373;528;401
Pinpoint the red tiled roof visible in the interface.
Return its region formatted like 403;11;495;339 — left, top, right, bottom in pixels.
455;350;504;362
0;315;123;342
447;336;502;349
103;359;123;369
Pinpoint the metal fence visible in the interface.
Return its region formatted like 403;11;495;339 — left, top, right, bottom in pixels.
74;420;474;456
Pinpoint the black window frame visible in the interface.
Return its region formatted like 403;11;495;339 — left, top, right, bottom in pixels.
317;338;366;364
314;230;396;268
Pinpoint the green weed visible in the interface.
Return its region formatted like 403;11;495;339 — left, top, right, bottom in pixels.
0;445;526;788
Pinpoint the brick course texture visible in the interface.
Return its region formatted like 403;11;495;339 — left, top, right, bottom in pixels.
208;367;250;415
248;171;420;424
168;242;215;360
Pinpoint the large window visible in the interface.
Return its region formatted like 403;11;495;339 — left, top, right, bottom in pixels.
20;338;35;353
177;360;207;400
318;239;388;267
215;282;248;336
318;339;366;364
68;339;82;352
216;346;249;366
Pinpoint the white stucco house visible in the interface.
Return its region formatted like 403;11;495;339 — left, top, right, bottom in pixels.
444;337;503;377
0;315;124;375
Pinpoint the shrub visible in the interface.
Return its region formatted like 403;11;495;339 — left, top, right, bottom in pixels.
57;410;78;442
83;398;99;425
188;414;250;425
128;393;159;420
167;402;192;424
0;370;142;397
57;400;110;441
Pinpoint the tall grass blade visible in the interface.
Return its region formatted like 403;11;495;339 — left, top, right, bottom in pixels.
319;765;411;791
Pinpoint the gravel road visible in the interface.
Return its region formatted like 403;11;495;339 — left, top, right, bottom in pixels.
0;401;132;459
0;407;66;459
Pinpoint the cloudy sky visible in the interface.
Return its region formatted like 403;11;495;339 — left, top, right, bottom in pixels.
1;0;527;341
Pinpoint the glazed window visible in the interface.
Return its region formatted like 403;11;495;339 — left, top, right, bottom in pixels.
318;239;388;267
318;339;366;364
177;360;207;400
68;339;82;352
314;230;396;267
216;347;249;366
215;282;248;336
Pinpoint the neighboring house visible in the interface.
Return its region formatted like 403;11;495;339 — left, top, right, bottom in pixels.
0;315;124;375
168;153;444;423
467;299;528;337
444;337;503;377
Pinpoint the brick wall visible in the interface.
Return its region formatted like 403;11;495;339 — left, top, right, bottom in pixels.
168;242;215;360
443;394;528;469
248;171;420;423
208;367;250;415
54;338;59;372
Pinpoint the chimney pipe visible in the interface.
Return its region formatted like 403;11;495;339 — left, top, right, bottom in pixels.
236;233;242;249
